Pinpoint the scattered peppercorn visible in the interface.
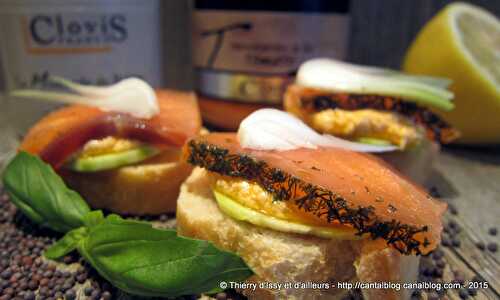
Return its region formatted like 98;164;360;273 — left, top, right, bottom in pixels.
427;291;439;300
432;249;444;260
0;192;120;299
488;227;497;236
458;288;469;299
476;242;486;250
452;237;461;248
433;268;443;278
64;289;76;300
62;255;74;264
448;220;459;231
448;204;458;215
429;186;441;198
90;289;101;300
442;236;451;247
487;242;498;253
23;291;35;300
467;288;477;296
411;289;421;298
216;292;228;300
453;270;465;285
436;259;446;269
84;286;93;296
101;291;112;300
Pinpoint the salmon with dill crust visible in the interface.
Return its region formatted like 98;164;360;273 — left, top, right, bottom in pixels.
19;89;202;215
183;133;446;255
285;84;460;146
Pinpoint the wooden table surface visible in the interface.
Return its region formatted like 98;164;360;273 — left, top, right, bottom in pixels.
428;147;500;300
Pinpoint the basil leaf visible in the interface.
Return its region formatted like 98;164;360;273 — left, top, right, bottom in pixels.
77;217;253;297
44;227;88;259
2;152;91;232
82;210;105;228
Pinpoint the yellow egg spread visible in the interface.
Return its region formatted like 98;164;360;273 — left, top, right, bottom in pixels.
78;137;142;158
213;175;299;222
211;174;356;238
310;109;422;149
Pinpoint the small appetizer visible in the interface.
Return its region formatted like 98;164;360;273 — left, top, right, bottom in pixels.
15;77;201;215
177;109;446;300
284;59;460;183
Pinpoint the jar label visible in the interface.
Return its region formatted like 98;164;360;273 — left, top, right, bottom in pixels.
192;10;350;104
0;3;162;91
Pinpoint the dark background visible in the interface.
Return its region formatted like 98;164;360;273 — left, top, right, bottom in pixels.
162;0;500;89
1;1;497;90
349;0;500;68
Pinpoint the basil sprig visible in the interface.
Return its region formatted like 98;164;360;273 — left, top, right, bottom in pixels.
80;215;252;297
42;211;106;259
2;151;91;232
2;152;253;297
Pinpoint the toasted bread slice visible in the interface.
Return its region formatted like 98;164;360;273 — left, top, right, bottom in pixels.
64;149;192;215
176;168;419;300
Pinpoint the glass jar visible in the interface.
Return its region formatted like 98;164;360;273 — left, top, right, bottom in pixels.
192;0;351;129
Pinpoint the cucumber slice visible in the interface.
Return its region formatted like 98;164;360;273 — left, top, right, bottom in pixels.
69;146;159;172
356;137;393;146
213;190;360;240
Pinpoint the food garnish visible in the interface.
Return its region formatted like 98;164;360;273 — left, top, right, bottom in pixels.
2;152;91;232
297;58;454;111
2;152;253;297
11;76;159;119
237;108;398;152
63;215;252;298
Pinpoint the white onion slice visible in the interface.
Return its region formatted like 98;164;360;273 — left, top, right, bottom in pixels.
296;58;454;111
10;76;159;119
238;109;398;152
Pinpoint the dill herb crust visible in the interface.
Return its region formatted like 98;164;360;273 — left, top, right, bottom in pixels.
186;139;431;255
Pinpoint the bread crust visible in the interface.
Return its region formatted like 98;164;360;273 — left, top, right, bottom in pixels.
177;168;419;300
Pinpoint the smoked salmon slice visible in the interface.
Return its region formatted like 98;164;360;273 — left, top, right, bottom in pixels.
184;133;446;255
20;89;201;169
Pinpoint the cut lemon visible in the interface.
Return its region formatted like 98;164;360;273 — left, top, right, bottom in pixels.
403;2;500;144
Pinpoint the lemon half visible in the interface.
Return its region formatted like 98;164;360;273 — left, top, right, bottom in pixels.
403;2;500;144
